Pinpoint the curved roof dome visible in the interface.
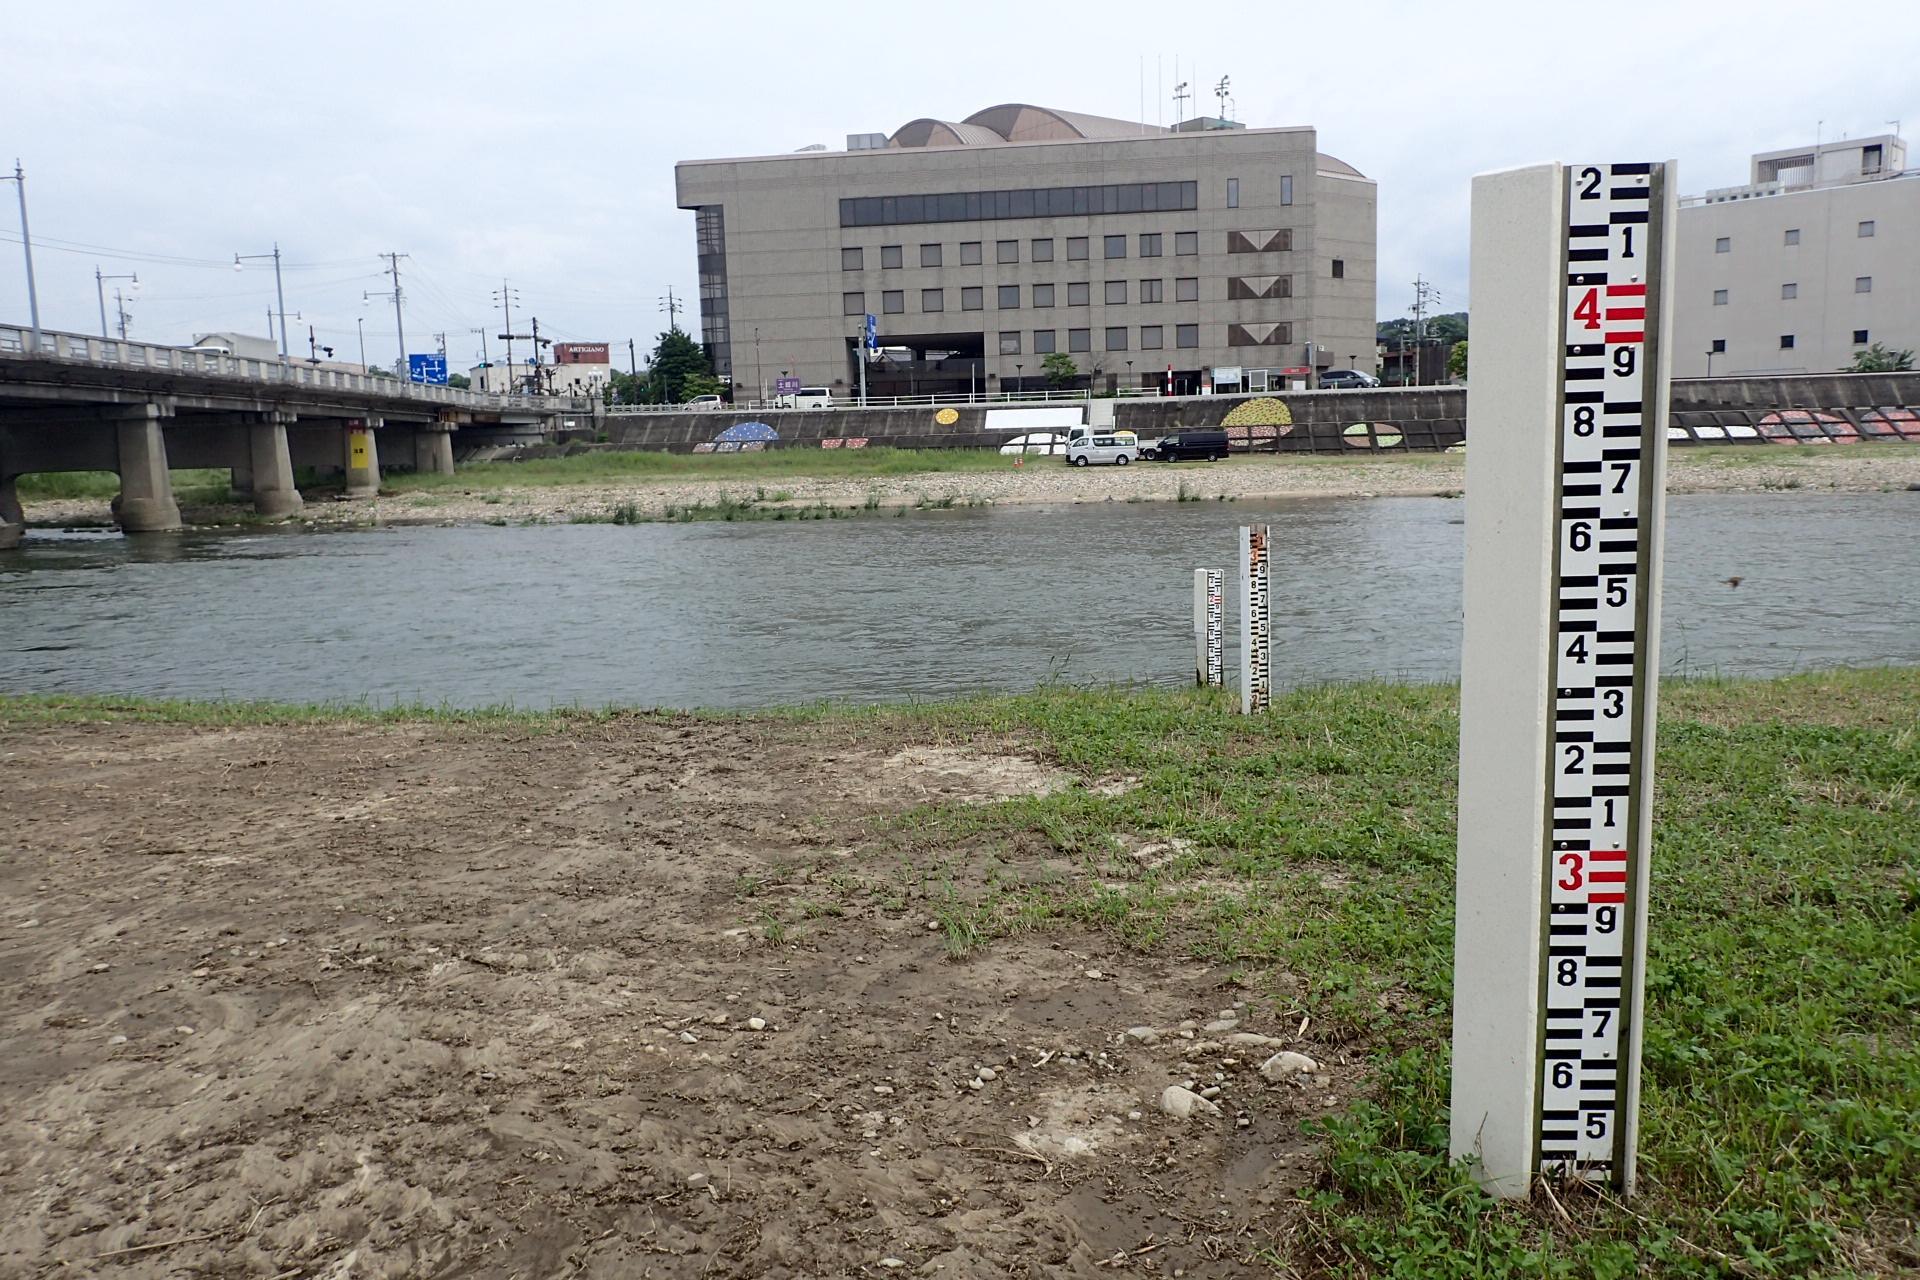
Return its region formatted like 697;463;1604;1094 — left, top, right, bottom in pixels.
889;118;1006;148
889;104;1167;148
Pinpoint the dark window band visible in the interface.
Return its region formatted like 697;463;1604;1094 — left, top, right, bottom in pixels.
840;181;1198;227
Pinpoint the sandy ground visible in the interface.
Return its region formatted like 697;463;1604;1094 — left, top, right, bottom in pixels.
22;447;1920;529
1;716;1342;1278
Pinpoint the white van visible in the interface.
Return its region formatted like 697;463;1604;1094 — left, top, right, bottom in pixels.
1067;433;1139;467
789;386;833;409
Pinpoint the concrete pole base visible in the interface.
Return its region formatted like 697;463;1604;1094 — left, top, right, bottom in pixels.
414;428;455;476
343;425;381;499
248;421;304;519
115;415;183;533
0;475;24;548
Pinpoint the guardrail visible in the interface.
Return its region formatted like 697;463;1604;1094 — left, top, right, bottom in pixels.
0;324;587;415
604;387;1185;414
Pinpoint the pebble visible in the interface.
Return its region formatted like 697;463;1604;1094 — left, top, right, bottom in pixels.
1228;1032;1281;1049
976;1066;996;1082
1125;1026;1159;1043
873;1085;895;1095
1259;1051;1321;1081
1200;1085;1222;1100
1128;1110;1143;1121
925;920;940;931
175;1025;195;1035
1159;1084;1222;1120
710;1014;729;1026
687;1172;709;1189
1083;969;1103;980
679;1031;699;1044
880;1260;907;1270
108;1034;128;1045
747;1017;767;1032
968;1078;983;1091
1202;1017;1238;1033
90;963;110;973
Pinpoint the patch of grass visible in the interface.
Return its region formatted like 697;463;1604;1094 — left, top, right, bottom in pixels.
379;446;1013;492
16;468;236;505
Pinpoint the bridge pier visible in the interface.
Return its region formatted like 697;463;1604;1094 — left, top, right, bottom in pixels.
414;424;455;476
114;404;182;534
344;419;381;498
246;413;304;518
0;474;23;550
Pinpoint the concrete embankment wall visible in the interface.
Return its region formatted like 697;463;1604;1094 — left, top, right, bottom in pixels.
584;372;1920;456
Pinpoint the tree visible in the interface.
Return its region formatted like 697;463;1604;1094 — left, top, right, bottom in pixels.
1041;351;1078;388
447;373;471;390
1846;342;1914;373
1427;312;1469;347
646;326;713;403
681;371;725;400
1447;340;1468;381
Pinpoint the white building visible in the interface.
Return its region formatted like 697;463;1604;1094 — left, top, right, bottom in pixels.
1675;135;1916;376
470;361;536;394
547;342;614;397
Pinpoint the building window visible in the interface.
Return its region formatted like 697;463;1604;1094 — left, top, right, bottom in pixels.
1781;282;1797;300
1783;229;1800;246
1068;282;1090;306
842;291;864;315
1280;175;1292;205
997;239;1019;265
1853;329;1870;344
1175;231;1198;256
1710;339;1726;353
1780;334;1795;350
1140;278;1163;303
999;330;1022;355
1103;234;1127;259
1712;288;1728;306
1859;220;1875;237
1105;280;1127;305
838;180;1198;227
1140;233;1162;257
1032;238;1054;262
1034;329;1056;353
998;284;1021;308
1068;328;1091;352
1067;237;1089;261
1176;323;1199;348
1176;277;1199;302
1033;283;1055;307
1332;258;1345;279
960;241;982;266
961;286;983;311
1105;326;1128;351
921;288;944;312
1141;325;1164;349
882;244;903;269
1864;143;1884;174
1227;177;1239;208
1715;237;1730;253
1856;276;1872;293
841;247;864;271
883;289;904;314
921;243;942;267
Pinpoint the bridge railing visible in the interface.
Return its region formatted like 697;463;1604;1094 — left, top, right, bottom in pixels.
0;324;588;416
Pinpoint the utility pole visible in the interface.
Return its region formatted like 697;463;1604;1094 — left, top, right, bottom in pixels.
357;316;368;370
1410;275;1441;387
471;327;490;386
659;287;683;333
528;316;552;394
627;337;638;405
112;288;132;340
433;331;448;362
380;251;410;374
95;266;137;338
234;243;290;358
5;161;41;349
494;280;521;382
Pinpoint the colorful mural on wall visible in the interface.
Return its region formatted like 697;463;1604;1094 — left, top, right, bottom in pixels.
820;438;870;449
934;408;960;426
715;422;779;444
1342;423;1404;448
1219;397;1295;447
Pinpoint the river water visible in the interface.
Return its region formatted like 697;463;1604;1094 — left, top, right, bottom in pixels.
3;494;1916;709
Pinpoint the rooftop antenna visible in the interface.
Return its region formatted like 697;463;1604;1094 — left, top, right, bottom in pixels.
1173;71;1189;123
1215;75;1231;121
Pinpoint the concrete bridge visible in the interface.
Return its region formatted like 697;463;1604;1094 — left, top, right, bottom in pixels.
0;323;597;546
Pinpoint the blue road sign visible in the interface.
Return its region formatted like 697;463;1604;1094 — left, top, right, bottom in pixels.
408;354;448;385
864;313;878;350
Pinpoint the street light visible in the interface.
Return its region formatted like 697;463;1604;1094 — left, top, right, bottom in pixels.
357;316;368;370
1705;348;1717;377
3;160;40;349
234;243;289;358
94;266;139;339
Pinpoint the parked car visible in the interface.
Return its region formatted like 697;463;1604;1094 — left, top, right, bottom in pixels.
1067;433;1139;467
686;394;725;410
776;386;834;409
1140;430;1229;462
1317;369;1381;389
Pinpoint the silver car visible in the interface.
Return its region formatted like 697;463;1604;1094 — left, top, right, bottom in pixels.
1067;434;1139;466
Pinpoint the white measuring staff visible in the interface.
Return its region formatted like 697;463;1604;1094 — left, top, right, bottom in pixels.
1193;568;1225;687
1451;160;1673;1198
1238;527;1271;714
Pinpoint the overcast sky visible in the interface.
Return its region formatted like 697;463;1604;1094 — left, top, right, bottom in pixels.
4;0;1915;369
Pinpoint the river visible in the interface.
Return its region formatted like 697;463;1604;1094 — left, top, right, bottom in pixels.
3;493;1916;709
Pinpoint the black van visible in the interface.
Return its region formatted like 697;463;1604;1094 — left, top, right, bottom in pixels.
1143;430;1229;462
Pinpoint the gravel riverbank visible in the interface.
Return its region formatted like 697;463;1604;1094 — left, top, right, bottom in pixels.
23;447;1920;529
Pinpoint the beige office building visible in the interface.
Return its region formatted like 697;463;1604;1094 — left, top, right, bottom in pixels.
675;104;1377;399
1675;135;1917;376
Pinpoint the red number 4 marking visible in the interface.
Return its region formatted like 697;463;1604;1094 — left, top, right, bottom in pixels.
1574;289;1601;330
